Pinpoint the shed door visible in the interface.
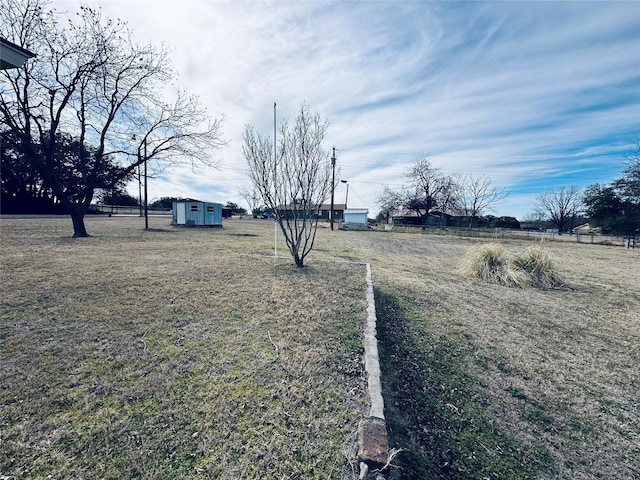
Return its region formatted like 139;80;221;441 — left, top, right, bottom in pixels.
176;203;186;224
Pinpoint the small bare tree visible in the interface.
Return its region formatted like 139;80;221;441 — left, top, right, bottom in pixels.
239;185;264;218
535;186;582;233
459;174;507;228
243;103;332;267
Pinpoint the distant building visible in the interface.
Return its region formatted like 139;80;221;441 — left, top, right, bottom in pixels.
275;203;346;221
384;208;440;226
344;208;369;224
572;223;601;235
316;203;346;222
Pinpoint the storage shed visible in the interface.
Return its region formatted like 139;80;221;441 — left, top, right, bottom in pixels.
341;208;369;230
172;201;223;227
344;208;369;224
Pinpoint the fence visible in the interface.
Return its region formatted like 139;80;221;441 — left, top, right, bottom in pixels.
373;224;637;248
91;205;171;216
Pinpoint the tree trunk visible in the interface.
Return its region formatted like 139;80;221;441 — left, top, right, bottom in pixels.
71;210;90;237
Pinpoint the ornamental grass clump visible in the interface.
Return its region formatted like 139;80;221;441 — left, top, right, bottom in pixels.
461;243;562;289
459;242;506;281
460;243;523;287
512;245;565;289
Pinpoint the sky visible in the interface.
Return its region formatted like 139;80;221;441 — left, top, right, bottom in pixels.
53;0;640;220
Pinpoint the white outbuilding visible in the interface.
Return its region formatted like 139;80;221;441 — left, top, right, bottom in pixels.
172;200;223;227
341;208;369;230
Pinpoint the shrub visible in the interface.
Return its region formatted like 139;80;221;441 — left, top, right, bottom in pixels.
461;243;564;289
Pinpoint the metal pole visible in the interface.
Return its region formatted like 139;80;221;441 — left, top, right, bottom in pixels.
274;102;277;257
340;179;348;208
138;163;142;217
330;147;336;231
144;138;148;230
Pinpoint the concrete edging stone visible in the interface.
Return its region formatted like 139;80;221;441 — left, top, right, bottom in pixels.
357;263;389;472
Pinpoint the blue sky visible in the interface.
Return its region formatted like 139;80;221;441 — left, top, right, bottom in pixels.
56;0;639;219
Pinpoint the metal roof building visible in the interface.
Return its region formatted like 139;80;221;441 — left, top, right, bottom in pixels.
172;200;223;227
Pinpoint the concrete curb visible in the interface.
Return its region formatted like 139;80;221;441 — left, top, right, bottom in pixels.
357;264;389;473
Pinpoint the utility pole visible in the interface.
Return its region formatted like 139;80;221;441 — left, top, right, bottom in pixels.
330;147;336;231
138;164;143;217
144;138;148;230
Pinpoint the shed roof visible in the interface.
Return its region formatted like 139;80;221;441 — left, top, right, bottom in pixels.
345;208;369;214
318;204;346;211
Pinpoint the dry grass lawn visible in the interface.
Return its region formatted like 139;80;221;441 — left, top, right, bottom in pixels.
1;216;368;479
1;215;639;479
317;226;640;479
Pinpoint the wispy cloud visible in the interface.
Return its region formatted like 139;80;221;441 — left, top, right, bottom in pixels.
55;0;640;218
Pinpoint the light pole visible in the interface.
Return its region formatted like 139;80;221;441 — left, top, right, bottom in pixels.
330;147;336;231
340;179;348;208
274;102;277;257
133;134;146;222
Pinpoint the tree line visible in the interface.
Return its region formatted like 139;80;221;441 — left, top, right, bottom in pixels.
377;157;507;228
530;142;639;237
376;144;638;239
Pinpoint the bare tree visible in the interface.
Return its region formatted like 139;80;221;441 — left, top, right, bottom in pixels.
459;174;507;228
435;174;461;226
535;186;582;233
522;211;547;230
243;103;332;267
239;185;264;218
0;0;224;237
378;157;453;225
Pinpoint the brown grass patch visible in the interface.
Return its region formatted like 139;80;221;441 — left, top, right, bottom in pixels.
2;216;639;479
311;228;640;479
0;216;368;479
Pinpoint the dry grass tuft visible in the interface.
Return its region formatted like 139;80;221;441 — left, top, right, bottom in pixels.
460;242;507;281
461;242;564;289
512;245;565;288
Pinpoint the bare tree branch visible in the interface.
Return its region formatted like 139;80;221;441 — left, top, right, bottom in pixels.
378;156;455;225
239;185;264;218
